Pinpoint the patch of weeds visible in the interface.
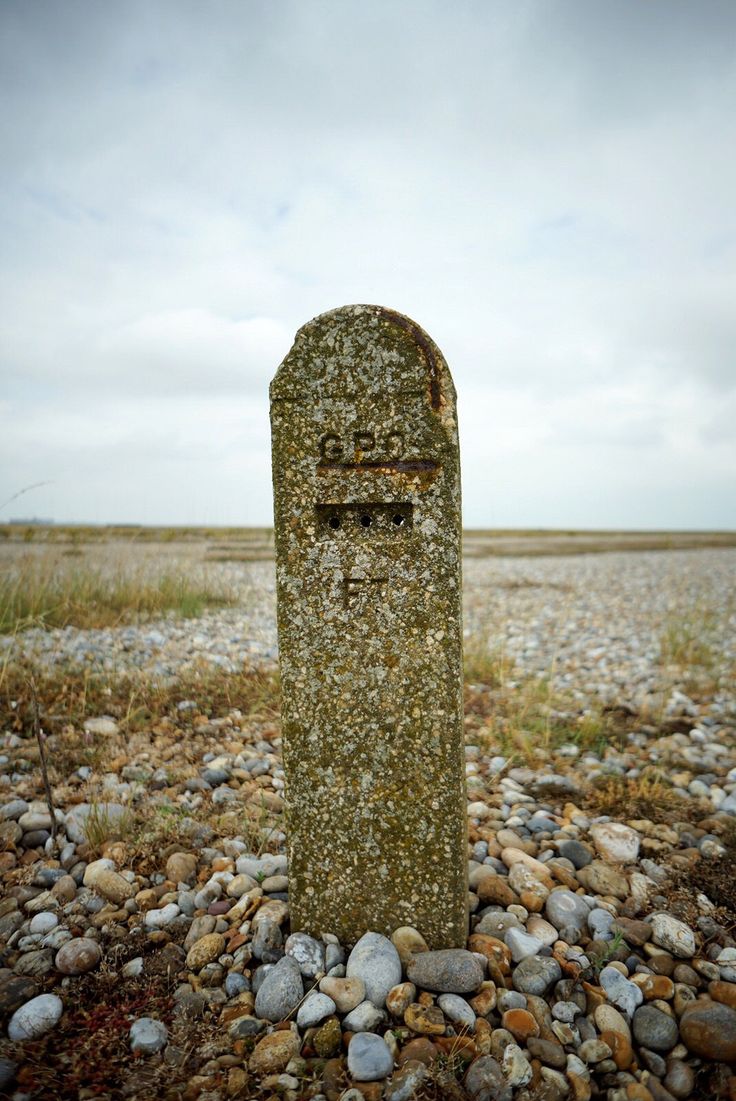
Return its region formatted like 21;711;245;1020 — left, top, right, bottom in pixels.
463;639;512;689
464;643;626;764
0;554;237;632
4;967;211;1100
241;794;280;856
660;606;718;670
580;930;625;982
0;662;280;743
83;799;136;851
583;770;704;826
662;820;736;932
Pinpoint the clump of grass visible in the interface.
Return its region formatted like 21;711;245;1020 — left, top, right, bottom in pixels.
463;638;513;688
660;606;717;670
83;800;136;851
0;555;237;633
464;637;624;763
583;770;702;825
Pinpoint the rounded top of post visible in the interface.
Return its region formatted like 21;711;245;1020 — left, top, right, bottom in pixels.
270;304;455;414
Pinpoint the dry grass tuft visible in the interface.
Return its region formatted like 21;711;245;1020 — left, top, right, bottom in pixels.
583;770;703;825
0;554;237;633
463;638;628;764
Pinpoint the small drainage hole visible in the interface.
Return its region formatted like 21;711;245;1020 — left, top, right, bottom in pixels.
359;514;372;527
328;516;341;530
392;514;405;526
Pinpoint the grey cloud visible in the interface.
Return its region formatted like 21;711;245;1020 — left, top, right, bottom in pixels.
1;0;734;526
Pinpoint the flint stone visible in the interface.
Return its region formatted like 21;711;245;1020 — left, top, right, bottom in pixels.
55;937;101;975
438;992;476;1031
632;1005;679;1051
346;932;402;1008
512;956;562;995
343;999;387;1032
465;1055;511;1101
271;305;467;946
505;928;544;962
406;949;483;994
8;994;63;1040
347;1031;394;1081
285;931;325;978
296;991;336;1028
599;965;644;1018
129;1017;168;1055
545;889;589;931
254;955;303;1022
650;913;696;958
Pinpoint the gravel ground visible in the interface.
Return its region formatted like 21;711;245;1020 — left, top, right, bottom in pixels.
0;548;735;1100
4;548;735;700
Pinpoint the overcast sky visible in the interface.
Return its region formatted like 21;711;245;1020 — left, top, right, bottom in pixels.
1;1;735;529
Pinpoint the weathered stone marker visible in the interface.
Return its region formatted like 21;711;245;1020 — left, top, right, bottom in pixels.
270;304;467;947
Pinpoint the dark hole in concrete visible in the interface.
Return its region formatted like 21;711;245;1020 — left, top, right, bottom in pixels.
392;514;405;526
328;515;341;529
359;514;372;527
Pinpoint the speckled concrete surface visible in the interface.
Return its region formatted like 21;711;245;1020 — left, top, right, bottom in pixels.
270;306;468;947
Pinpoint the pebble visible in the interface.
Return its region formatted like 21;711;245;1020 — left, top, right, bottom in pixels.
438;992;476;1031
343;1000;386;1033
145;903;180;928
650;914;697;958
391;925;429;966
512;956;562;995
465;1054;511;1101
29;912;58;935
599;966;644;1018
590;822;640;863
346;932;402;1007
285;931;325;977
296;991;336;1028
254;955;303;1022
129;1016;168;1055
545;889;589;931
406;948;483;993
347;1032;393;1081
7;994;63;1040
55;937;102;975
249;1030;300;1074
185;932;225;971
505;927;544;962
632;1005;679;1051
319;975;365;1012
679;1000;736;1061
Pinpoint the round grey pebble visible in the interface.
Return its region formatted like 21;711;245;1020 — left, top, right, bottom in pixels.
254;955;303;1022
406;949;483;994
129;1017;168;1055
285;931;326;978
297;991;336;1029
557;840;592;869
438;993;476;1032
347;1031;393;1081
7;994;63;1041
224;972;250;997
633;1005;680;1051
512;956;562;995
545;889;589;931
346;932;402;1008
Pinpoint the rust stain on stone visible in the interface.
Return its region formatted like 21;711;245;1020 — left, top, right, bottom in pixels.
377;306;442;412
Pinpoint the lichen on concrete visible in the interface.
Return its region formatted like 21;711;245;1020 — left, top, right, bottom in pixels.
270;304;468;947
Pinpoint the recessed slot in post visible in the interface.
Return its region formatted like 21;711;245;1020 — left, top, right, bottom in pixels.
316;502;413;534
